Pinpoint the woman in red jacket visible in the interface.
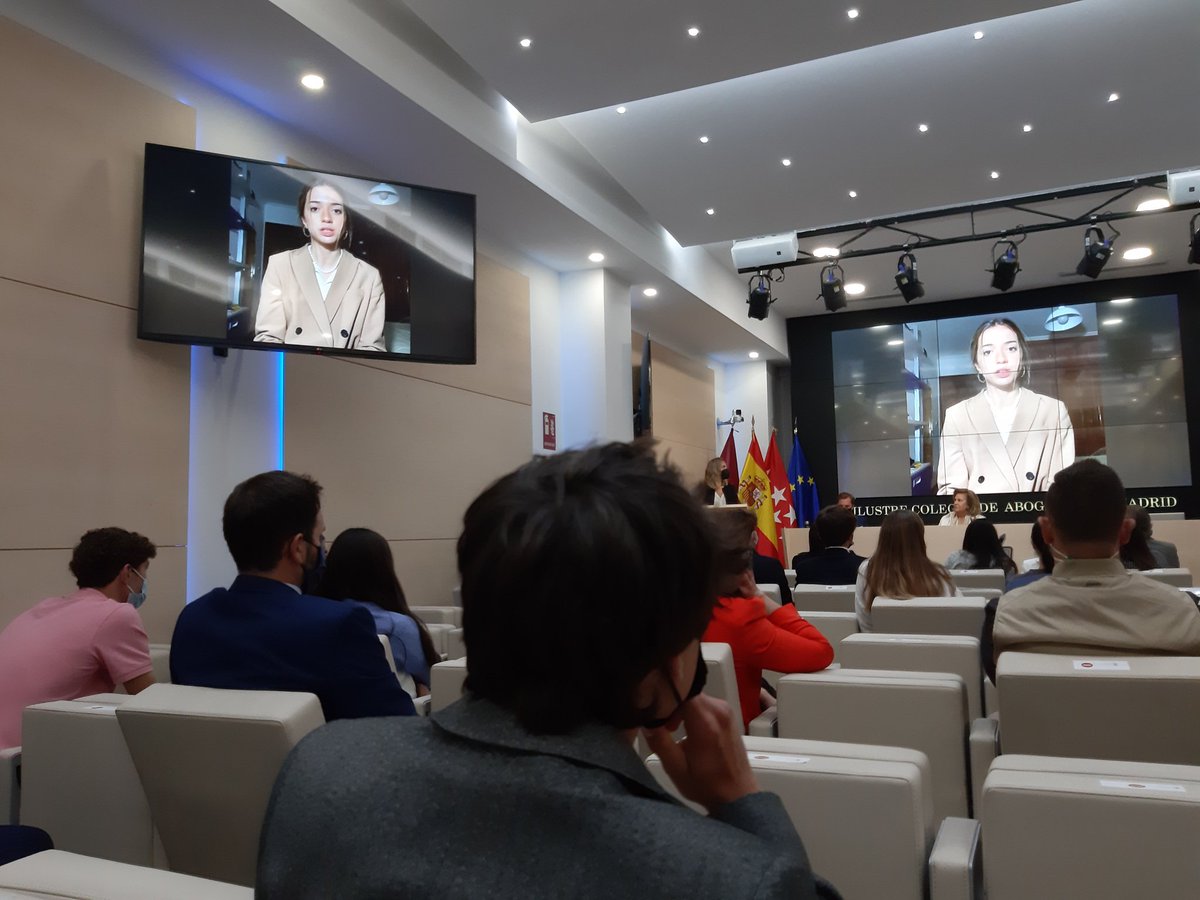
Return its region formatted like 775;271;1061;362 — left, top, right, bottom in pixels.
703;508;834;731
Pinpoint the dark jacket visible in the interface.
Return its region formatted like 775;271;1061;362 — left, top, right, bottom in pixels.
702;484;741;505
790;548;867;586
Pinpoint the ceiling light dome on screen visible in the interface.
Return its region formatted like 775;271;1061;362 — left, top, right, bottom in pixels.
1045;306;1083;332
368;183;401;205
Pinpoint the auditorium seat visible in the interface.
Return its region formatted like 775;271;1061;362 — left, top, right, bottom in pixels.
1;748;18;825
647;737;941;900
444;627;466;660
430;657;468;711
871;596;989;639
792;584;856;612
763;669;978;821
19;696;162;867
148;643;171;684
935;755;1200;899
956;588;1000;601
797;610;858;656
947;570;1006;591
700;642;742;728
411;605;463;626
1139;567;1192;587
0;849;252;899
992;652;1200;765
838;633;984;721
784;568;797;589
115;684;324;887
757;583;781;605
450;584;462;606
424;622;453;659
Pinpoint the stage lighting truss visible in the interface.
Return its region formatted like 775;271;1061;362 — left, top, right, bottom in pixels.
746;268;784;320
819;262;847;312
894;251;925;302
1076;223;1118;278
989;239;1022;291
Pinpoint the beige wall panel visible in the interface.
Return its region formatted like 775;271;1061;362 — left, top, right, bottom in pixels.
0;280;190;548
284;358;530;541
0;18;195;305
0;546;185;646
655;439;715;496
358;256;531;405
387;539;459;608
635;331;715;488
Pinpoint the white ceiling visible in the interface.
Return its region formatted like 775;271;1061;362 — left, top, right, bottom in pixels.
13;0;1200;361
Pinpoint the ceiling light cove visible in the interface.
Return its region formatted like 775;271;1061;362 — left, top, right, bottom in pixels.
1136;198;1171;212
588;252;606;263
642;287;658;297
299;73;325;91
1122;246;1152;261
845;282;866;295
519;38;532;48
687;26;701;37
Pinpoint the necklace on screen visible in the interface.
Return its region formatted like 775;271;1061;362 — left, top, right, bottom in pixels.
308;244;343;275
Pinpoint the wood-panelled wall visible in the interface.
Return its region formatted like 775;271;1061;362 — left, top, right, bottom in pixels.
0;19;194;641
635;331;716;492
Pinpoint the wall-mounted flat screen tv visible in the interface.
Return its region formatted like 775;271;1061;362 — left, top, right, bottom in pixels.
138;143;476;363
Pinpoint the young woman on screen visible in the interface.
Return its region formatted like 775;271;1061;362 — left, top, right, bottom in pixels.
855;510;960;632
937;488;982;526
936;318;1074;494
314;528;438;697
253;182;387;351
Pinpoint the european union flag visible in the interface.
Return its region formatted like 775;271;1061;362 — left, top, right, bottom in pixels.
788;428;820;527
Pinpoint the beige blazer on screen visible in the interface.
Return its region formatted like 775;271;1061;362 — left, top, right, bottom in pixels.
254;247;387;351
937;389;1074;494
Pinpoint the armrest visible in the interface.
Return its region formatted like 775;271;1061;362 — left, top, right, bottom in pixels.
929;816;982;900
747;707;778;737
983;676;997;717
1;746;21;825
413;695;432;718
967;716;1000;816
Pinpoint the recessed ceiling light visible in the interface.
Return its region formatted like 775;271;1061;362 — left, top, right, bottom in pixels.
706;208;715;215
699;135;709;143
845;282;866;295
299;73;325;91
1111;297;1134;304
1022;124;1033;133
990;171;1000;179
847;8;860;19
1136;198;1171;212
642;287;658;297
848;190;858;198
781;158;792;167
973;30;985;40
519;37;532;48
887;339;904;346
813;247;840;258
687;26;700;37
748;351;760;359
1108;92;1120;102
588;252;605;263
1122;246;1152;260
918;123;929;133
616;106;627;114
1101;318;1124;326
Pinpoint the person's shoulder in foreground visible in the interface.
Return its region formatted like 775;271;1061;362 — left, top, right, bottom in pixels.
257;442;839;899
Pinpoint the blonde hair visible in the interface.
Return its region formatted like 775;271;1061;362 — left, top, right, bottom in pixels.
864;511;955;611
703;458;726;492
952;488;982;517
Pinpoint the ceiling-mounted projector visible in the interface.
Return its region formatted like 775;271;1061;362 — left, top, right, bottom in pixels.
731;233;799;271
1167;169;1200;206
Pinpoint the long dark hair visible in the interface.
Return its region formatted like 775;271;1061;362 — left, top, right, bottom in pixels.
961;519;1016;576
1119;505;1157;571
315;528;440;669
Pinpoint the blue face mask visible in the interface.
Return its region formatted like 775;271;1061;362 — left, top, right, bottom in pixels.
126;568;148;610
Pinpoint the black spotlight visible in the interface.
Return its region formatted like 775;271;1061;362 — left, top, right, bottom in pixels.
989;240;1021;291
895;252;925;303
747;273;774;320
820;263;847;312
1076;225;1114;278
1188;214;1200;266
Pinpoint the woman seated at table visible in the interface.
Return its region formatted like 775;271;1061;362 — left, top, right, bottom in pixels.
855;510;960;632
703;508;833;732
938;488;982;526
946;519;1017;578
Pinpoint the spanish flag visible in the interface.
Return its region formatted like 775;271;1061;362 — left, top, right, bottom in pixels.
738;426;783;562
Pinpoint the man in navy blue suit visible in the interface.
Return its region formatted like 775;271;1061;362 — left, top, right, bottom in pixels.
171;471;414;720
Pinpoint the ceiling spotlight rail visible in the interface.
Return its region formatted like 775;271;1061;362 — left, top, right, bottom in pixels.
733;172;1194;273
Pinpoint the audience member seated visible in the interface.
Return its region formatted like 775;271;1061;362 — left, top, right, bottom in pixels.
1119;505;1159;571
314;527;437;696
1131;505;1180;568
0;528;155;748
855;511;960;632
171;471;414;720
1004;522;1054;592
946;519;1017;578
698;457;739;506
257;443;839;899
937;488;982;526
753;545;793;605
790;505;866;586
981;461;1200;683
705;508;834;731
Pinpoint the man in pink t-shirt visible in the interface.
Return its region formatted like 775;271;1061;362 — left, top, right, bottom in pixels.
0;527;157;748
